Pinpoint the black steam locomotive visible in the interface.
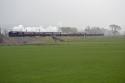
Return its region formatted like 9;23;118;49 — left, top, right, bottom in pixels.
8;31;104;37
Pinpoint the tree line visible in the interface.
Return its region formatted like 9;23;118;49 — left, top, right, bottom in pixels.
60;24;122;36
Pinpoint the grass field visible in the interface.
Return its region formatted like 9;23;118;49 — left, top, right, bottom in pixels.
0;37;125;83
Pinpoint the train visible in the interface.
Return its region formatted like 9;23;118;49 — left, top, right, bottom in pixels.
8;31;104;37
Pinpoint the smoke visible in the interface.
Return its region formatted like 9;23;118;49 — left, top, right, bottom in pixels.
12;25;59;32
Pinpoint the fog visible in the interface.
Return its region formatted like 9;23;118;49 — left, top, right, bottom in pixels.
0;0;125;30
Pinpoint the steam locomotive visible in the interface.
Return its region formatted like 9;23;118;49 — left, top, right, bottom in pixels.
8;31;104;37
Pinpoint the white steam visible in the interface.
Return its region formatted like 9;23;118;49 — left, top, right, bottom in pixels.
12;25;59;32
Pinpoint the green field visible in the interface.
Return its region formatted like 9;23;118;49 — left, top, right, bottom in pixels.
0;37;125;83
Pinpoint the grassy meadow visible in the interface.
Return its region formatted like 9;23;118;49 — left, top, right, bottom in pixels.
0;37;125;83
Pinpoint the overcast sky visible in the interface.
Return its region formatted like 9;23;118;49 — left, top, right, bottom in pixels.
0;0;125;28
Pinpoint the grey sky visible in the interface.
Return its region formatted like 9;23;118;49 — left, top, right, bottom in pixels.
0;0;125;28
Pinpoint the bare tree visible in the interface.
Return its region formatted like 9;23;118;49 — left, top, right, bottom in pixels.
59;27;78;33
85;26;104;34
109;24;121;35
84;26;91;33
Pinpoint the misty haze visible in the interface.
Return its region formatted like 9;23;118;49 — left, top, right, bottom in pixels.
0;0;125;83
